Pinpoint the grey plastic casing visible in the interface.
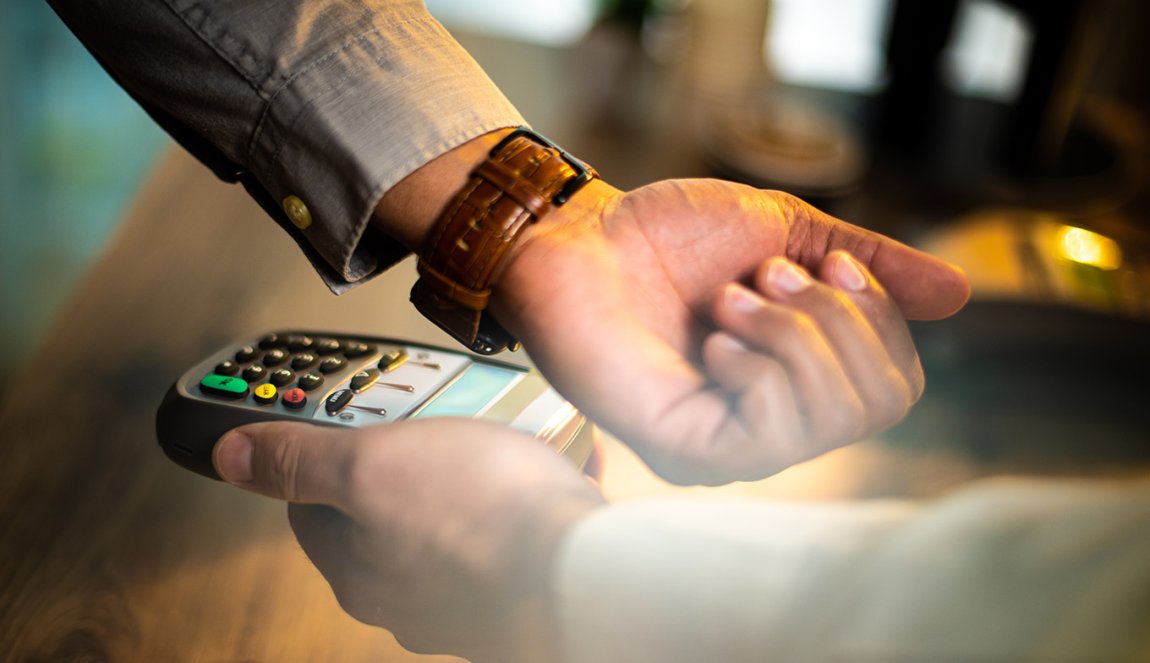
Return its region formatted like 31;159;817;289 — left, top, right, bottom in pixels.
156;332;590;479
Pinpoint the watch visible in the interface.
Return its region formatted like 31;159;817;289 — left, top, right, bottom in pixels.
410;127;598;354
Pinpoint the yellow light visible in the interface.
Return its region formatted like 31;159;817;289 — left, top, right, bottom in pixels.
1056;225;1122;270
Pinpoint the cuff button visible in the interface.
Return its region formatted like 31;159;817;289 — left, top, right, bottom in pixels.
282;195;312;230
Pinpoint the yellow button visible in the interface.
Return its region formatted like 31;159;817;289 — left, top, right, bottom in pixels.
282;195;312;230
253;383;278;404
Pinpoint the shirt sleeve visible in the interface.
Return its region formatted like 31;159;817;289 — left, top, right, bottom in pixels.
554;478;1150;662
46;0;525;292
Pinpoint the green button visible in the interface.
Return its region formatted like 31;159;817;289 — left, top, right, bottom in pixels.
200;374;250;399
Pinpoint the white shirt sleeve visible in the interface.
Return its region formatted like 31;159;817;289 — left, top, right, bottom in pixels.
48;0;524;290
555;478;1150;662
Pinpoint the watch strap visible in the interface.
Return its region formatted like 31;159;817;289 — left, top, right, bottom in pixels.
411;128;597;354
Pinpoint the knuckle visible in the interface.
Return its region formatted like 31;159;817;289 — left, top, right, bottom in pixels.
345;442;380;508
809;289;856;323
767;263;852;312
270;436;304;501
879;382;914;428
742;307;818;358
778;310;820;347
819;393;866;444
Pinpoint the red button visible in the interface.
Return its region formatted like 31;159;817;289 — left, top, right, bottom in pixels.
282;388;307;410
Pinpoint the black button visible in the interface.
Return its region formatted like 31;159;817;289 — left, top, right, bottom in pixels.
314;338;342;355
298;372;324;391
319;356;347;374
378;350;408;373
324;389;354;416
286;334;314;352
269;368;295;387
291;352;317;370
235;345;260;363
343;341;376;358
262;348;289;366
242;365;268;382
214;360;240;376
258;333;284;349
350;368;380;393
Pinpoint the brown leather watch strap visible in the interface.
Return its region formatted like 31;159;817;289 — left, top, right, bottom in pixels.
411;128;597;354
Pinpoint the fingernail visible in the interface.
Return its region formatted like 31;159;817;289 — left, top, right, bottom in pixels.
215;430;253;483
723;283;765;313
714;333;749;353
767;260;812;294
833;253;868;292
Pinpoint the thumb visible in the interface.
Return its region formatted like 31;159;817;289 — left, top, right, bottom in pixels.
779;195;971;320
862;241;971;321
213;422;353;507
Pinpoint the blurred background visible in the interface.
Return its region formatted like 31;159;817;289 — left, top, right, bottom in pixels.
3;0;1149;469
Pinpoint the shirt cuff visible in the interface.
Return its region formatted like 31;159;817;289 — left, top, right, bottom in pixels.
247;9;524;292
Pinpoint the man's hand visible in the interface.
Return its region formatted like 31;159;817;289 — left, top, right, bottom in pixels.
494;178;969;484
212;419;604;663
374;131;968;485
210;249;934;660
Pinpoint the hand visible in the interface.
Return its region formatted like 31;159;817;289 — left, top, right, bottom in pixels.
703;251;923;473
212;419;603;663
493;178;969;484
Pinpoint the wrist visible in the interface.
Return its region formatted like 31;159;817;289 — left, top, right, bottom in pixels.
407;127;610;354
488;177;622;329
370;128;517;252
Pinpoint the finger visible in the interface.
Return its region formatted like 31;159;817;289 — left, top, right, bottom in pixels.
817;251;924;399
702;332;807;474
714;282;865;446
288;504;388;627
752;256;915;433
768;191;971;320
288;503;355;588
213;421;355;508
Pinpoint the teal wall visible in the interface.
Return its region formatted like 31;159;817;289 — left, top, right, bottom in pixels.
0;1;169;381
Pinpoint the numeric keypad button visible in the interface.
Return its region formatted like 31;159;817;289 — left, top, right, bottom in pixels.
262;349;288;366
286;335;314;352
213;361;240;376
291;353;317;370
298;373;324;392
343;341;375;358
234;346;260;363
319;356;347;374
269;368;295;387
314;338;342;355
242;365;268;382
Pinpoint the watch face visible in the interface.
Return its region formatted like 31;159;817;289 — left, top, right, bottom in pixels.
471;314;519;355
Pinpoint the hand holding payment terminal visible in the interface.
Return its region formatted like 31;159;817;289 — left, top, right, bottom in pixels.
156;331;592;479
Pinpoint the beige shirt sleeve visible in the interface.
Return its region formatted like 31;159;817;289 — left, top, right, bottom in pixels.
555;478;1150;662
